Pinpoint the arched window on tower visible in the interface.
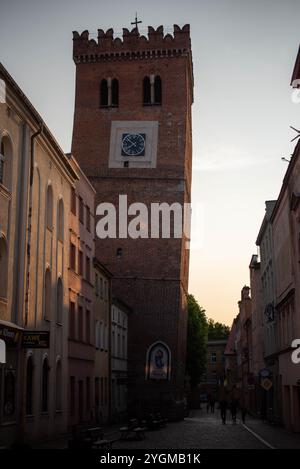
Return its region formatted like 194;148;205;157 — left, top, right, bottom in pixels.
56;278;63;324
46;185;53;230
154;76;162;104
44;268;52;321
42;357;49;412
26;356;34;415
111;79;119;107
143;76;151;105
57;199;64;242
100;79;108;106
0;136;13;190
0;237;8;300
55;359;62;411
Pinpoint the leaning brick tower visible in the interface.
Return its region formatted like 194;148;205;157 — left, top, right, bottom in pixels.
71;23;193;418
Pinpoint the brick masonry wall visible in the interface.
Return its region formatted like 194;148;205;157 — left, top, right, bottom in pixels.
71;26;193;412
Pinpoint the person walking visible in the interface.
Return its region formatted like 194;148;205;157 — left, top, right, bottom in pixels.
230;398;238;424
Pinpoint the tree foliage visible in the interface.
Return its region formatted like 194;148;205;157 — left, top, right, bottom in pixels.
186;294;208;387
207;319;230;340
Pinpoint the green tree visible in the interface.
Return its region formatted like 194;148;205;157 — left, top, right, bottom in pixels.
207;318;230;340
186;294;208;387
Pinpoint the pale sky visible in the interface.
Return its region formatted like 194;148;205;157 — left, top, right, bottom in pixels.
1;0;299;325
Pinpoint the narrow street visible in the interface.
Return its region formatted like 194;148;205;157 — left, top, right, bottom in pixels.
113;409;300;450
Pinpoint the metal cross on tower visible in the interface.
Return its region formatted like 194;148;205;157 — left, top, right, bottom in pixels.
131;13;142;31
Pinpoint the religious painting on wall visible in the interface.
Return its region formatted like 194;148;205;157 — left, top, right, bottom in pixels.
145;341;171;380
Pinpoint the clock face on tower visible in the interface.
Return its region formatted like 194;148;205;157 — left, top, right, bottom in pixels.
121;133;146;157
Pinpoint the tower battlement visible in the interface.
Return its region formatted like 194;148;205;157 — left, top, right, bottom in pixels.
72;24;191;63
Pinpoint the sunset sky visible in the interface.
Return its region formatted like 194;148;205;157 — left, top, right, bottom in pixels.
1;0;300;325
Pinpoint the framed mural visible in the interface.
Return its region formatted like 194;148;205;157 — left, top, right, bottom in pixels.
145;341;171;380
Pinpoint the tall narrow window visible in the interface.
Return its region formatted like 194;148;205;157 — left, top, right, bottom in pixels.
86;310;90;343
42;358;49;412
56;360;62;411
86;256;90;282
46;185;53;230
71;187;76;215
0;140;5;185
78;249;83;276
78;306;83;342
86;205;91;232
111;79;119;106
79;197;84;224
56;278;63;324
100;79;108;106
143;76;151;104
70;243;76;271
26;356;34;415
69;301;75;339
86;377;91;412
58;199;64;242
44;269;51;321
70;376;75;416
0;237;8;300
154;76;162;104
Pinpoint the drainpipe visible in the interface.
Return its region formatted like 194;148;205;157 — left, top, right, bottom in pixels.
17;122;43;446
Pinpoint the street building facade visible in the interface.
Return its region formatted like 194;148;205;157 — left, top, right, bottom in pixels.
67;155;96;429
94;259;112;424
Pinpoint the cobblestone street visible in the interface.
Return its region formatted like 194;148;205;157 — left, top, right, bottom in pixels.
113;409;300;450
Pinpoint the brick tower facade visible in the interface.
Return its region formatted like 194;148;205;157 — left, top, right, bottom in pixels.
71;24;193;418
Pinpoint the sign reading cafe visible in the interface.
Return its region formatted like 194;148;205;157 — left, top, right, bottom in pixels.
145;341;171;381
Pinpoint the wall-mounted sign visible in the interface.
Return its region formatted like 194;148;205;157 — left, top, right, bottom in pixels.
22;331;50;349
0;324;21;346
261;377;273;391
260;368;271;378
145;341;171;381
0;339;5;364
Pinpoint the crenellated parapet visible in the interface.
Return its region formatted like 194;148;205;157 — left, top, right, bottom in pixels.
72;24;191;64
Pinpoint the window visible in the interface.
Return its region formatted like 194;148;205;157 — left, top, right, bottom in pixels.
58;199;64;242
56;360;62;411
86;310;90;343
42;358;49;412
86;377;91;412
26;356;34;415
100;78;119;107
71;187;76;215
86;206;91;232
100;377;104;405
78;250;83;276
56;278;63;324
143;76;151;104
95;320;100;349
70;376;75;416
95;273;99;296
100;79;108;106
46;185;53;229
211;352;217;364
44;269;51;321
86;256;90;282
104;280;107;300
100;278;103;299
0;237;8;299
143;75;162;105
111;79;119;106
0;140;5;185
154;76;162;104
78;306;83;342
69;301;75;339
70;243;76;271
79;197;84;224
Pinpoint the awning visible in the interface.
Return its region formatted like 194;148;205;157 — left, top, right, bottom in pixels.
0;319;23;346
